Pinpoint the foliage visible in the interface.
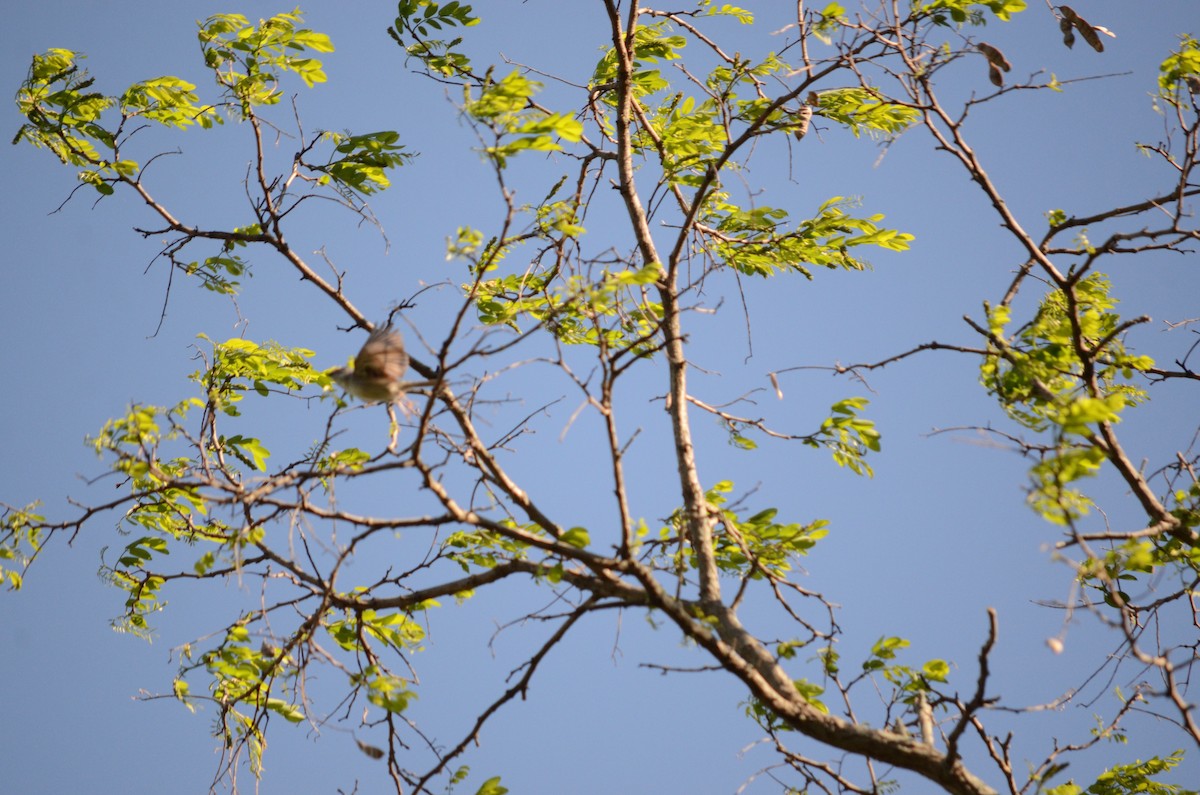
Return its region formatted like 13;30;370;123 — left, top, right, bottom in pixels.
1045;751;1196;795
4;2;1198;795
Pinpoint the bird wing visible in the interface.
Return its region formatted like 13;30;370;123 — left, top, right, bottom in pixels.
354;327;409;382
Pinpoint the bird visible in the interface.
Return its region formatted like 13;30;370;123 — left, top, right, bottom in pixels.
329;326;417;403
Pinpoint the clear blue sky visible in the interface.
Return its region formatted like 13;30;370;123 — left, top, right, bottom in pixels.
2;2;1197;793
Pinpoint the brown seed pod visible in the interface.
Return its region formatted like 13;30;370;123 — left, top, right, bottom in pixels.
792;105;813;141
988;62;1004;87
1060;17;1075;48
1073;17;1104;52
356;739;385;760
977;42;1012;72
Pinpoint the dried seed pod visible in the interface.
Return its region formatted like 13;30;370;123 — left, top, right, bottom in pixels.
792;105;813;141
1060;17;1076;49
769;371;784;400
988;62;1004;87
977;42;1012;72
1074;18;1104;52
1058;5;1106;53
356;739;385;760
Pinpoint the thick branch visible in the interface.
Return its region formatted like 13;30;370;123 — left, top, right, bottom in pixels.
603;0;722;605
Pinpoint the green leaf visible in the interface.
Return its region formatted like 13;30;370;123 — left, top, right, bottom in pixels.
812;89;920;138
1158;35;1200;95
707;196;912;278
357;666;417;713
121;75;220;130
194;551;217;576
465;71;582;167
223;435;270;472
1046;750;1194;795
868;636;910;663
266;697;305;723
561;527;590;549
791;678;829;713
701;3;755;23
592;21;687;98
197;9;336;114
0;503;46;592
917;0;1027;24
922;659;950;682
475;777;510;795
811;3;847;44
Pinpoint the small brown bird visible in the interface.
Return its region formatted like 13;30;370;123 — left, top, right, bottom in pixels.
329;326;415;403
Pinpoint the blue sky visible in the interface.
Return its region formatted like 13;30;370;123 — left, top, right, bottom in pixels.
2;2;1198;793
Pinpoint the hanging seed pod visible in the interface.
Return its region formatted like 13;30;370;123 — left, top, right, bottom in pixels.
792;105;813;141
356;739;385;760
977;42;1012;73
1059;5;1107;53
1073;18;1104;52
1060;17;1076;49
988;62;1004;87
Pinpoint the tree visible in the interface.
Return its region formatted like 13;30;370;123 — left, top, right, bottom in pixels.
3;2;1198;793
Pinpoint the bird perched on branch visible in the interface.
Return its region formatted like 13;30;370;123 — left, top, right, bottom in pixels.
329;326;421;403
